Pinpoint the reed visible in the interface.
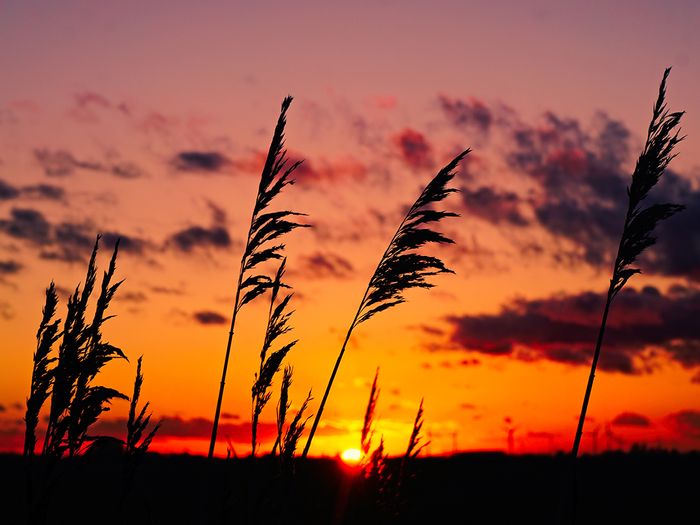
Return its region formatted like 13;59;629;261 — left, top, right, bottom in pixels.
361;368;380;459
208;96;307;458
302;150;469;458
276;368;312;469
40;236;129;457
23;283;60;457
572;68;684;459
251;259;297;456
125;356;160;456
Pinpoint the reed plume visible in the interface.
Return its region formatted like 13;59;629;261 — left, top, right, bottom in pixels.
397;398;429;497
126;356;160;456
42;236;129;457
572;68;685;458
404;398;428;461
361;368;380;459
302;150;469;458
208;96;307;458
24;283;60;457
275;367;312;469
251;259;297;456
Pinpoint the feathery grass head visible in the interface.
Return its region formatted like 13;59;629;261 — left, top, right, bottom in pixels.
275;365;293;451
238;97;309;312
251;258;297;455
126;356;160;456
24;282;61;456
356;150;468;325
302;150;468;459
42;235;129;457
612;68;685;296
361;368;380;457
280;387;313;468
405;398;429;460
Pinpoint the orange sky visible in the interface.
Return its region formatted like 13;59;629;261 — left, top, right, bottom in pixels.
1;1;699;457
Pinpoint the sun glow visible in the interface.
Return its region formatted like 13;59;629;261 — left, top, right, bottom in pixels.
340;448;362;465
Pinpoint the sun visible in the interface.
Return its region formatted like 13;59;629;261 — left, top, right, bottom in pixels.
340;448;362;466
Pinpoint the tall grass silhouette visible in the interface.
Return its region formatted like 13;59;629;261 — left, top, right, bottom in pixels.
275;366;313;469
126;356;160;457
208;96;307;458
302;149;469;458
571;68;684;459
251;258;297;456
24;283;60;457
37;237;129;457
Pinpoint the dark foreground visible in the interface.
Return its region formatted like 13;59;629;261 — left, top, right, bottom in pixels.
1;450;697;525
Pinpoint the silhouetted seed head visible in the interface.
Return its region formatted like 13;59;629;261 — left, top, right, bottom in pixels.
612;67;685;297
356;150;468;325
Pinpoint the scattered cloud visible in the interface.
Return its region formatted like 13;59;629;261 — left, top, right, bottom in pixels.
171;151;231;173
166;225;232;252
0;208;51;244
438;94;494;135
0;260;22;276
445;286;700;374
193;310;228;325
393;128;433;169
0;207;152;263
460;186;529;226
297;251;354;278
611;412;652;427
34;148;145;179
665;410;700;440
0;179;20;200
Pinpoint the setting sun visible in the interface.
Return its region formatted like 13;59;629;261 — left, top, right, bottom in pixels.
340;448;362;466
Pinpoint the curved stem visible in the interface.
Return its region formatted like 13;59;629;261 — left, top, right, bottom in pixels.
301;313;359;459
208;263;245;459
571;285;614;458
302;212;411;459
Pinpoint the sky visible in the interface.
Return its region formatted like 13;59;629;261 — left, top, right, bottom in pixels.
1;0;699;458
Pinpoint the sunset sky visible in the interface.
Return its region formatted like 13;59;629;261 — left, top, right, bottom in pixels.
1;0;699;458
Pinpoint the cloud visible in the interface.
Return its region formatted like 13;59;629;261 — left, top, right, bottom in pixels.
21;183;66;200
393;128;433;169
643;172;700;281
0;208;51;244
501;109;699;279
171;151;231;173
611;412;652;427
0;260;22;276
193;310;228;325
445;286;700;374
438;95;493;134
34;148;103;177
116;291;148;303
150;285;185;296
292;155;368;185
461;186;529;226
0;179;20;200
101;231;148;255
665;410;700;440
94;416;278;443
34;148;146;180
66;91;133;124
110;161;146;179
40;221;94;262
0;208;152;263
297;252;354;279
166;225;232;252
0;179;65;201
